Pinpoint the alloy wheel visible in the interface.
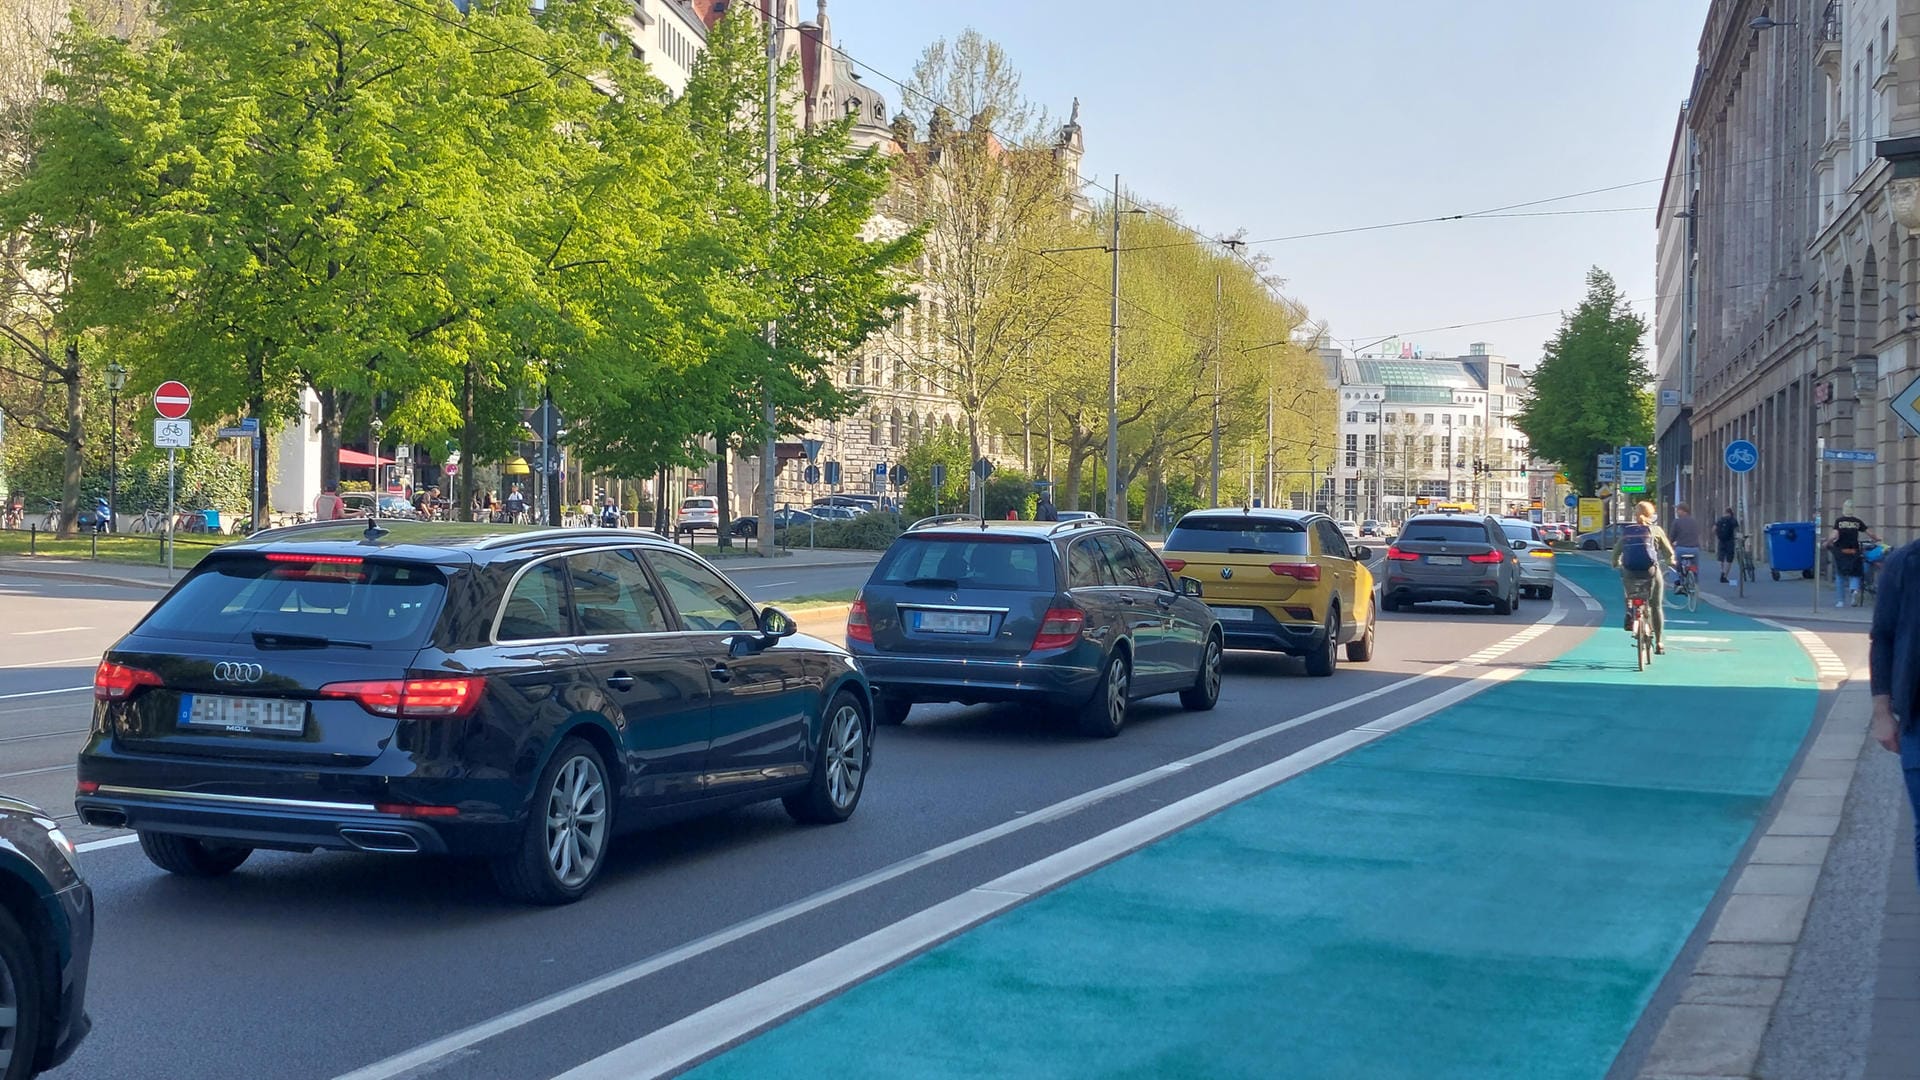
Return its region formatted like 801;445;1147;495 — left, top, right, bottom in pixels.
1107;657;1129;725
824;703;867;810
0;941;17;1075
1203;640;1222;700
545;755;608;889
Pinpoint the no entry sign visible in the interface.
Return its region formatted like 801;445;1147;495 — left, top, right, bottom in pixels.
153;381;192;420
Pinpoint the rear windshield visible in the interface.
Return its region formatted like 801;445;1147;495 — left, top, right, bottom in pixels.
874;536;1057;591
1165;517;1311;556
681;499;715;509
1499;521;1538;542
1400;519;1492;544
136;555;446;647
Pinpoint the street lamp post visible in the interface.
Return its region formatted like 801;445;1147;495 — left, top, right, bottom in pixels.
104;362;126;532
368;415;384;520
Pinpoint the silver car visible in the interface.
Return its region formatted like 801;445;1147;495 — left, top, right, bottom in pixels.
1498;519;1558;600
1382;512;1524;614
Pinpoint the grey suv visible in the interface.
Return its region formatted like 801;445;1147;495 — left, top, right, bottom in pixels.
847;517;1223;737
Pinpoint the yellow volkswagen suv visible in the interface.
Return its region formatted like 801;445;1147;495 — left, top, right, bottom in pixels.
1159;508;1376;676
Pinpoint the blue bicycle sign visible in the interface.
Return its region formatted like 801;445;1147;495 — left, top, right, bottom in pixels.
1724;439;1758;474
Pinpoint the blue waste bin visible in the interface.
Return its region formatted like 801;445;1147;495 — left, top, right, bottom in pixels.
200;509;221;532
1764;521;1817;581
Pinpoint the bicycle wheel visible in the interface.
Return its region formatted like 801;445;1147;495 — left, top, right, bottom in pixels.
1685;573;1699;612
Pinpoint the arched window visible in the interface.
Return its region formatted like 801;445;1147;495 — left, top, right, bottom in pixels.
874;103;886;121
889;409;903;446
868;410;881;446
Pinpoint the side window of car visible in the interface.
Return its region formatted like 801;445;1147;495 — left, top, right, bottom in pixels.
1089;534;1141;586
1115;534;1172;591
497;560;575;641
646;549;758;632
1065;538;1107;588
567;549;669;635
1317;521;1350;560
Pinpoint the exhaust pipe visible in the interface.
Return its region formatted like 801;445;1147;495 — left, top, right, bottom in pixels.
80;807;127;829
338;829;421;854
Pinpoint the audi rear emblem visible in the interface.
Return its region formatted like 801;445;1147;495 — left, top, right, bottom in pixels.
1220;567;1233;580
213;662;264;683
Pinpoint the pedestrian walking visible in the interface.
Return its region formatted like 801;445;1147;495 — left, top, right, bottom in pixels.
1714;507;1739;583
1869;539;1920;889
1830;501;1876;607
314;484;345;521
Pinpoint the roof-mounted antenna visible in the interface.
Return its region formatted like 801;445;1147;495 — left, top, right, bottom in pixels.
362;516;389;542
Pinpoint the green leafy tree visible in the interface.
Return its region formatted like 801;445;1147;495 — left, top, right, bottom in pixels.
1515;268;1653;493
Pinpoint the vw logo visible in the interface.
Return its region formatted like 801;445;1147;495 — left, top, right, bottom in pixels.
1220;567;1234;580
213;662;264;683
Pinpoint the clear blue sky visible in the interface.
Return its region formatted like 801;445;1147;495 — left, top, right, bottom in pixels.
817;0;1708;365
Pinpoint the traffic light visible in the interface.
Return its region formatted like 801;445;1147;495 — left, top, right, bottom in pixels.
1518;463;1528;478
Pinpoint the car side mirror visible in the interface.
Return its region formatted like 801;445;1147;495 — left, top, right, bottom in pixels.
1511;540;1528;550
758;606;797;640
1352;546;1370;561
1178;577;1203;598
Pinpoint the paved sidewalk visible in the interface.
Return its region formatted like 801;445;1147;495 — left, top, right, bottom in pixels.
1865;789;1918;1079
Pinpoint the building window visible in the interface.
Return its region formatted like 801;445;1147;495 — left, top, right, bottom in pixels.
1423;413;1434;425
1344;434;1357;451
1346;411;1358;424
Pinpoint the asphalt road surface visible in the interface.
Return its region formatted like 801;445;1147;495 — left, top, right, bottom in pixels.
1;558;1604;1080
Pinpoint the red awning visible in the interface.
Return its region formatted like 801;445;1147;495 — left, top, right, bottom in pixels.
337;449;394;467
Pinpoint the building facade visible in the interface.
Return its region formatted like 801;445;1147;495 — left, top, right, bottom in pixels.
1655;103;1698;513
1333;344;1533;522
1678;0;1920;549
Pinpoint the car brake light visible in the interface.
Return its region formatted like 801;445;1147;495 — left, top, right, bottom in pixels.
264;553;364;565
1161;558;1187;572
1032;608;1086;651
319;676;485;719
847;598;873;644
1269;563;1320;582
1385;546;1419;561
1466;550;1506;564
95;660;162;700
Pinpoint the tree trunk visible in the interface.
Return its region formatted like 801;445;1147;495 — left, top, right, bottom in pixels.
1147;457;1165;536
57;342;82;539
713;431;733;548
318;388;341;495
1063;438;1085;510
248;346;267;530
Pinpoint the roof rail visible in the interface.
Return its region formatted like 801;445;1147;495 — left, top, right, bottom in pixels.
472;526;665;551
230;518;367;542
1046;516;1120;535
907;513;982;531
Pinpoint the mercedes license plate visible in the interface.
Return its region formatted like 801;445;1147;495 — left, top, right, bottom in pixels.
179;694;306;735
1427;555;1462;566
1211;607;1256;622
914;610;991;634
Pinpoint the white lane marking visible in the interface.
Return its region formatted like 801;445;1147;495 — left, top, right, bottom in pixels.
0;763;73;780
1747;617;1853;688
0;727;89;744
1560;576;1603;612
330;615;1573;1080
556;667;1532;1080
0;655;99;670
1667;635;1732;644
0;686;90;702
1669;619;1710;625
75;834;138;853
13;626;93;636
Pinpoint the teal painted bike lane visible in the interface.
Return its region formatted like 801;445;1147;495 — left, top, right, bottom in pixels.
688;561;1820;1080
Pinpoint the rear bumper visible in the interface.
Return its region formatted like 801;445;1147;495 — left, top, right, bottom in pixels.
41;878;92;1073
1517;564;1556;588
75;786;518;856
857;652;1102;706
1213;607;1323;653
1385;576;1504;605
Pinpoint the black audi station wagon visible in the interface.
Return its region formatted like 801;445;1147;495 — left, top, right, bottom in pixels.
74;522;874;904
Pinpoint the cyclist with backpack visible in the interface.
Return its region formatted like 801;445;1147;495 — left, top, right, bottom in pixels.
1613;500;1676;655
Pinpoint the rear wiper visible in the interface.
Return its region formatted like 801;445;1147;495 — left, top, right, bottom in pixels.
251;630;374;650
902;577;960;588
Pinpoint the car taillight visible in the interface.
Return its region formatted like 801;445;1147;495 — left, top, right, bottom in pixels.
76;781;100;795
1385;546;1419;561
318;676;485;719
1161;558;1187;572
375;802;460;818
1466;550;1506;564
846;598;873;644
1528;549;1556;558
1032;608;1086;651
264;553;363;565
94;660;162;700
1269;562;1320;582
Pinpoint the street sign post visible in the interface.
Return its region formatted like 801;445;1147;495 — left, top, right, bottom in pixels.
153;419;191;449
1563;494;1578;508
802;438;823;463
1822;447;1878;462
1724;439;1759;596
1596;452;1617;483
930;462;947;516
152;416;191;575
1618;446;1648;495
823;460;841;488
890;464;908;489
803;464;820;485
1577;497;1603;534
1890;373;1920;437
153;381;191;420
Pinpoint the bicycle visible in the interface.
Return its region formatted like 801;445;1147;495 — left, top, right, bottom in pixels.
1626;583;1656;671
1674;552;1701;613
128;507;167;534
1737;534;1757;584
38;499;61;533
2;500;22;530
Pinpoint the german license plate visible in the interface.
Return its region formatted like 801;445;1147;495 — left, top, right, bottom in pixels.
1427;555;1462;566
1211;606;1256;622
914;610;991;634
179;694;306;735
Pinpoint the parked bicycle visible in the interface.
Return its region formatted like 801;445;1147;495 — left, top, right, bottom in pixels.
128;507;168;534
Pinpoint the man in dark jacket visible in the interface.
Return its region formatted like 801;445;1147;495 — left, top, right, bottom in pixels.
1869;540;1920;888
